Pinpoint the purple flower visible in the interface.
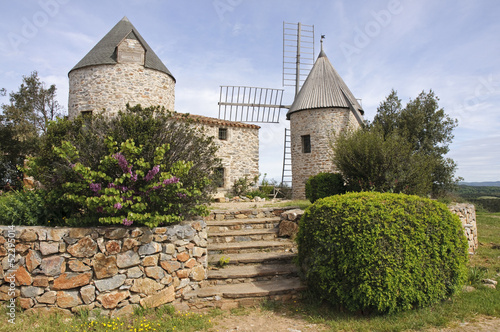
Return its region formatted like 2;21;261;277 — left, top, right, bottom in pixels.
114;203;122;210
122;218;133;226
89;182;101;193
144;165;160;182
131;173;138;182
96;206;104;213
177;193;187;199
108;183;117;189
163;177;179;185
113;153;128;171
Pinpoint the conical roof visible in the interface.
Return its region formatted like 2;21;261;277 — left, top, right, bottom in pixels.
69;17;175;81
286;48;363;120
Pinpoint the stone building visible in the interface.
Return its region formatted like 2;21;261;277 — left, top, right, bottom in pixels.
286;44;364;199
68;17;259;192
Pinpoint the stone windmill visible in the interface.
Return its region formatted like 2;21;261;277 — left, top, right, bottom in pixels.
219;23;365;199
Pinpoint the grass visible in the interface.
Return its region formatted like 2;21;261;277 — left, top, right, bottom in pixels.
0;305;220;332
263;199;311;210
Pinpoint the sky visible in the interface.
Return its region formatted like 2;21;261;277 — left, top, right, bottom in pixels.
0;0;499;183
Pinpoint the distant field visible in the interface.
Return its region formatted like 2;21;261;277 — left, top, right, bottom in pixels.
454;185;500;212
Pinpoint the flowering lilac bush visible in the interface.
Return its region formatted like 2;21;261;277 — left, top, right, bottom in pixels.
54;137;195;227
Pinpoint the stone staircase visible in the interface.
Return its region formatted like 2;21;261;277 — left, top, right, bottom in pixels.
183;207;306;309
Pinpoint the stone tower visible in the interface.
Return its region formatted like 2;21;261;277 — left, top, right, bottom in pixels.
68;17;176;118
286;43;364;199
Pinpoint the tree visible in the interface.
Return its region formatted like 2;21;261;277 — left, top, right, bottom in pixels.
333;90;460;197
1;71;63;145
0;72;64;189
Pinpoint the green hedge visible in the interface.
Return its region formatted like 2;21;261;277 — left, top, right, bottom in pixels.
305;172;346;203
296;192;468;313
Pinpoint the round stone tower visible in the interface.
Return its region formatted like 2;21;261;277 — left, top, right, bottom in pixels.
286;43;364;199
68;17;176;118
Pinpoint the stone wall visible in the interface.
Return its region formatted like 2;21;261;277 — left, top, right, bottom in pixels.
68;64;175;119
448;203;478;254
200;123;259;192
0;220;207;316
289;107;360;199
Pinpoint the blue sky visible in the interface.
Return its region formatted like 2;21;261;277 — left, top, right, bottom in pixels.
1;0;499;183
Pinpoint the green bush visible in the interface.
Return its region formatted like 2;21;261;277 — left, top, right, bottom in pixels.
23;105;221;226
0;190;54;225
305;172;346;203
296;192;468;314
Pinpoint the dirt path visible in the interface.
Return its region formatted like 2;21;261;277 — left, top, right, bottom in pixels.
207;309;500;332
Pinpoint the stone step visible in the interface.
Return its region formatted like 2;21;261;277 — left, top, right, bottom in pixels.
208;228;278;243
206;217;281;231
208;240;294;254
208;263;298;279
185;278;306;300
208;252;296;265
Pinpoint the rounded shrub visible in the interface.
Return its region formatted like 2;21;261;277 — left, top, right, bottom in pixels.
296;192;468;313
305;172;346;203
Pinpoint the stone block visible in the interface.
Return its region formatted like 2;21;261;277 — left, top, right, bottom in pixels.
97;290;130;309
40;242;59;256
40;255;65;276
161;260;181;274
145;266;165;280
117;250;141;268
138;242;162;256
53;272;92;290
94;274;126;292
80;285;96;304
106;240;122;254
37;291;57;304
139;285;174;308
92;253;118;279
68;259;91;272
67;236;97;257
57;290;82;308
130;278;162;295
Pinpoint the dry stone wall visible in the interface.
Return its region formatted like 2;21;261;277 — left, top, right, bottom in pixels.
290;107;360;199
448;203;478;254
68;64;175;119
0;220;207;316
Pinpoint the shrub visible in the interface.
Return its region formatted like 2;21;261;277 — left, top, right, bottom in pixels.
0;190;59;226
296;192;468;313
53;137;191;227
25;105;221;226
305;172;346;203
231;175;258;197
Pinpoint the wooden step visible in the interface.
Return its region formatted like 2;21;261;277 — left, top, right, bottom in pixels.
208;240;293;254
208;252;296;265
185;278;306;300
208;263;298;279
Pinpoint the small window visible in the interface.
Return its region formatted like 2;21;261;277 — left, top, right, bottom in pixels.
302;135;311;153
218;128;228;140
81;110;93;118
214;167;225;188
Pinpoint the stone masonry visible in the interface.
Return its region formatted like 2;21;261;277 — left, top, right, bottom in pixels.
68;63;175;119
189;115;260;192
448;203;478;254
290;107;360;199
0;221;207;316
